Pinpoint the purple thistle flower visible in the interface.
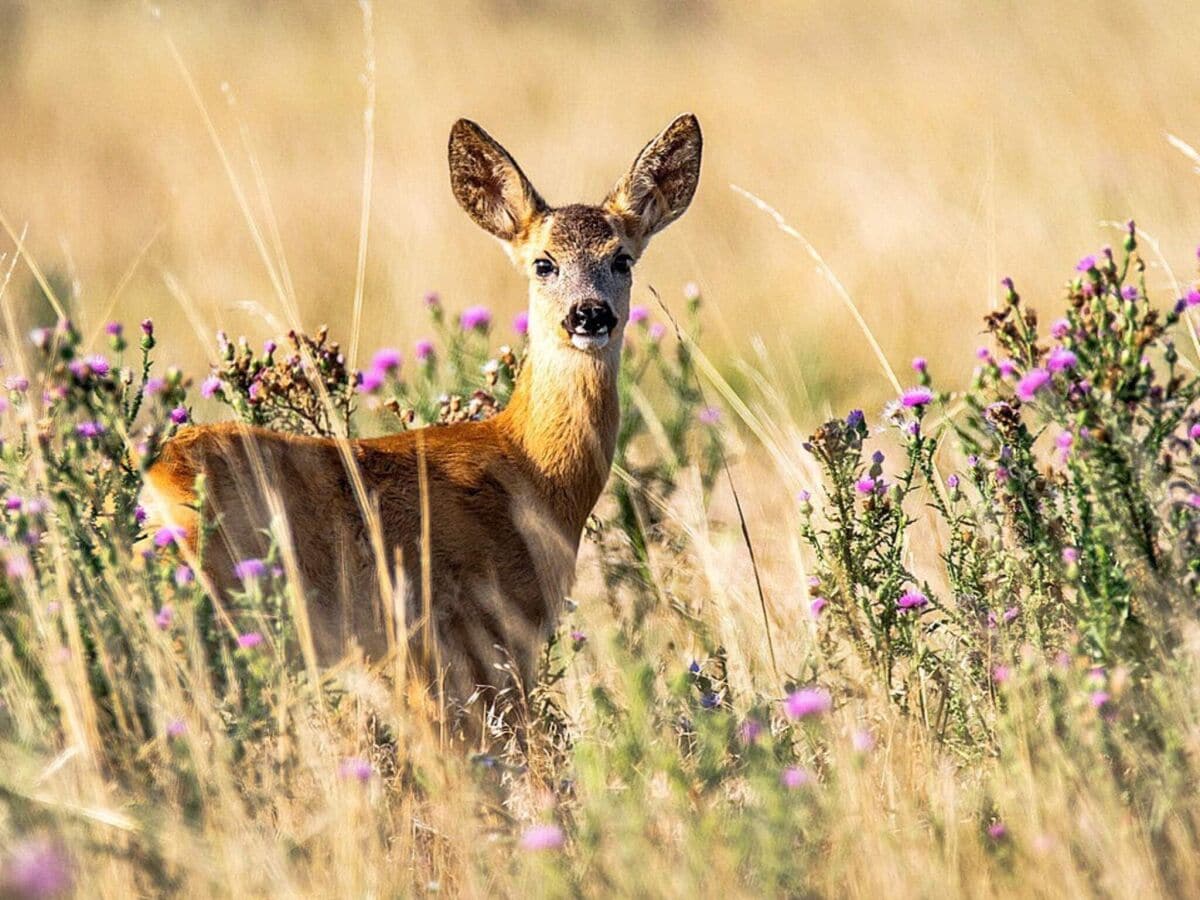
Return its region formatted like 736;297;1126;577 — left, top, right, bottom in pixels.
144;376;166;396
629;305;649;325
1076;255;1097;273
992;665;1011;684
845;409;865;429
5;497;21;512
809;596;827;618
1121;285;1138;301
105;321;123;337
2;837;73;898
988;822;1008;841
459;305;492;331
946;474;960;490
153;525;186;548
1056;430;1074;463
784;688;832;719
155;606;173;630
520;824;565;851
85;355;110;376
998;359;1017;377
6;375;29;392
134;505;147;525
263;339;277;356
512;311;529;335
423;290;441;308
898;590;928;611
911;356;927;373
200;376;222;399
1190;423;1200;441
174;564;194;587
166;719;186;739
901;386;933;408
570;629;587;644
236;631;264;650
1016;368;1051;402
1002;606;1020;624
1090;690;1111;709
1188;290;1200;308
976;346;992;362
169;406;189;425
141;318;154;337
1062;546;1079;564
234;558;266;582
1046;347;1077;372
371;348;403;373
338;757;374;782
739;719;763;744
1050;318;1070;339
648;322;667;342
688;660;701;675
414;338;435;361
698;406;721;426
357;368;385;394
75;421;105;439
780;766;811;789
855;476;877;494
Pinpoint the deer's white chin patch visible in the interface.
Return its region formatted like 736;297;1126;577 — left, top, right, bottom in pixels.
570;333;610;351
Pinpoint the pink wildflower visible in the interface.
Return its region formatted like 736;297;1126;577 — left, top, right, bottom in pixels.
784;688;831;719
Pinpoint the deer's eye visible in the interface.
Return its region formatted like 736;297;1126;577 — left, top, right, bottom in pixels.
533;258;557;278
612;254;634;276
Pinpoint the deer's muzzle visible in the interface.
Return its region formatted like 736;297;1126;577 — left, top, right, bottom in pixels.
564;301;617;350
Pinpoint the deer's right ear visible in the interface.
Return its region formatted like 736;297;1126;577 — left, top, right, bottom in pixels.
449;119;547;242
603;114;702;244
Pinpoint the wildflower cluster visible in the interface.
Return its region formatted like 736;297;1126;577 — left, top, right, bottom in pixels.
800;222;1200;749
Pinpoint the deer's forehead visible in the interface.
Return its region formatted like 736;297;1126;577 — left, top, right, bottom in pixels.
537;205;624;258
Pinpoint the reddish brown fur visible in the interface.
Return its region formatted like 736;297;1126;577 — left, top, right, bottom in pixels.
142;114;701;732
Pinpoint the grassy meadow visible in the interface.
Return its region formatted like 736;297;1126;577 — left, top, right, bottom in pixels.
4;1;1200;896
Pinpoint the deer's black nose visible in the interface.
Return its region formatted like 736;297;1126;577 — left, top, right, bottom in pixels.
564;301;618;337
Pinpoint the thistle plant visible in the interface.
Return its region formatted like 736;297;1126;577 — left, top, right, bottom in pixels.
800;222;1200;748
204;325;355;437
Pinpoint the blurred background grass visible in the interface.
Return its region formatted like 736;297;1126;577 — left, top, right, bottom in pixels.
4;0;1200;415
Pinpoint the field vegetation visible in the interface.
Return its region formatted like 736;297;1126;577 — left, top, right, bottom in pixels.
5;2;1200;897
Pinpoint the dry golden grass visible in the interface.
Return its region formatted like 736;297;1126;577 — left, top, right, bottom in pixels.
6;3;1200;898
5;0;1200;413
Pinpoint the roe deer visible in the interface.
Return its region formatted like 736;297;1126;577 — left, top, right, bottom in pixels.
142;114;702;730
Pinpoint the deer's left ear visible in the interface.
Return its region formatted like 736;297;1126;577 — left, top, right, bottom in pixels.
603;114;702;243
449;119;548;242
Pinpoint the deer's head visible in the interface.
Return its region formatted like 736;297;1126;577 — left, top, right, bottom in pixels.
448;115;702;356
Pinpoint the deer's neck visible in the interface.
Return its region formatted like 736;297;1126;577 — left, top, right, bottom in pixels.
499;332;621;537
